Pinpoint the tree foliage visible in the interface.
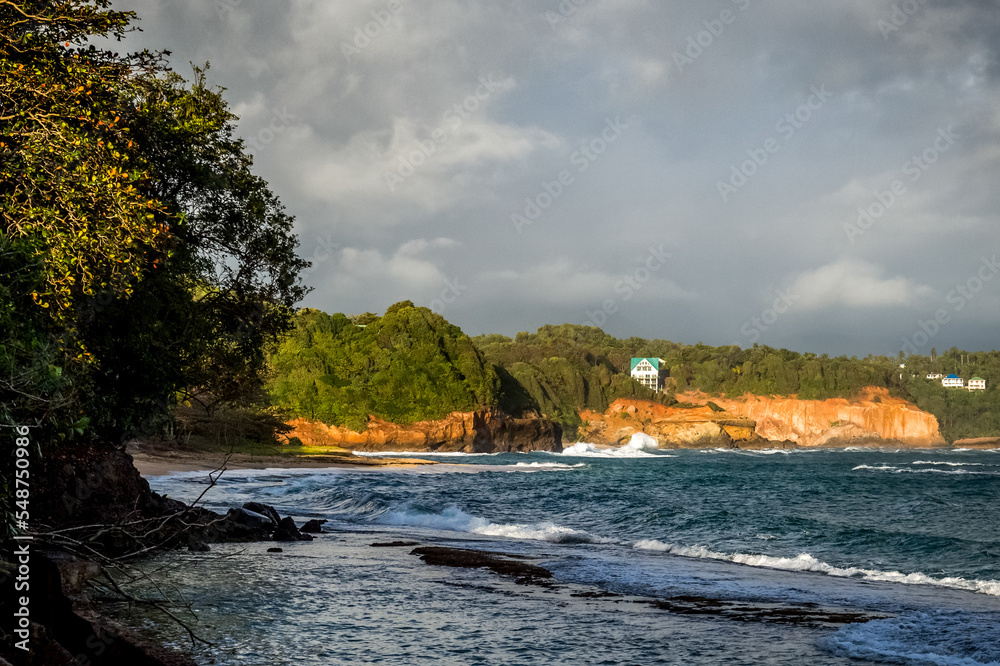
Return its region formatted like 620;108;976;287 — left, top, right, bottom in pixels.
268;304;502;431
1;1;308;443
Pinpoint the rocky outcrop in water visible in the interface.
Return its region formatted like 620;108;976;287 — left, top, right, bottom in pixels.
285;410;562;453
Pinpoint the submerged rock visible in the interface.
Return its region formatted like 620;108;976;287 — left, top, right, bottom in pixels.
410;546;552;585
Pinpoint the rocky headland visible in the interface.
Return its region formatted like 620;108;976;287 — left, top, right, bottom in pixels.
578;387;946;449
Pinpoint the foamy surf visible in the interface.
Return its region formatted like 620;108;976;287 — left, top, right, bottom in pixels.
633;540;1000;597
824;610;1000;665
378;505;611;544
512;462;585;469
557;432;671;458
853;464;999;476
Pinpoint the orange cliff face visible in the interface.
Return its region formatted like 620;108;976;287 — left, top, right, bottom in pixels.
688;387;944;447
578;387;945;448
284;411;563;453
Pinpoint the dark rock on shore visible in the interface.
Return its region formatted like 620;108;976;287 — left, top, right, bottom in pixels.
301;519;327;533
273;516;313;541
228;507;276;531
243;502;281;526
1;551;197;666
372;541;421;547
410;546;553;585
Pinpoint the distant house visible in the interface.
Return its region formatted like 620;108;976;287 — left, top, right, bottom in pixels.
942;374;964;388
926;373;943;380
631;357;666;393
967;377;987;391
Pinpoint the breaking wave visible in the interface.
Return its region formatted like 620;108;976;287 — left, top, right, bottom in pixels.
377;505;612;544
557;432;671;458
633;540;1000;597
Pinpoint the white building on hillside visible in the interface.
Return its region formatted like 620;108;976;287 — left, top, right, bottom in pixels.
968;377;986;391
942;374;964;388
631;357;666;393
926;373;943;380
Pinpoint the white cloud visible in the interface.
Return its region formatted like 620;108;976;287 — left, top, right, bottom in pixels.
787;259;933;309
478;257;696;305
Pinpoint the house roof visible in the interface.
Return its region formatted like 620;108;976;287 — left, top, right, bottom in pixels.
631;357;659;371
970;377;985;382
945;373;961;379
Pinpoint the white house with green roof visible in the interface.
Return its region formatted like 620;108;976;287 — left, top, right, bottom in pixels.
631;357;666;392
967;377;986;390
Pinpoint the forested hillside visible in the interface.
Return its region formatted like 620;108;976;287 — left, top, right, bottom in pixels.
476;324;1000;442
267;310;1000;442
267;302;508;430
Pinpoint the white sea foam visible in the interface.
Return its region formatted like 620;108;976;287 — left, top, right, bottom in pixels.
512;462;585;469
557;432;671;458
825;611;1000;665
633;540;1000;597
378;505;611;544
911;461;986;467
853;464;998;476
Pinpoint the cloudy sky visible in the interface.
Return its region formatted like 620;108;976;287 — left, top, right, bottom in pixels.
111;0;999;355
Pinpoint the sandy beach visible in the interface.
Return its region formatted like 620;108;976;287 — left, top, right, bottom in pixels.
126;440;437;476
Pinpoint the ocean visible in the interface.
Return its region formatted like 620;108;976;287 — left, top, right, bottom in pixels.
127;439;1000;665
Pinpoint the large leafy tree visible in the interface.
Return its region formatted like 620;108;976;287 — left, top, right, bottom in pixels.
1;1;309;442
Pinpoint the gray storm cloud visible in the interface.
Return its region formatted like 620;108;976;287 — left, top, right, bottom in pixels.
111;0;1000;354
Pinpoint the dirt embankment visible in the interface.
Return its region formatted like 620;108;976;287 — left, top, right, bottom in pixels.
285;410;563;453
579;387;945;449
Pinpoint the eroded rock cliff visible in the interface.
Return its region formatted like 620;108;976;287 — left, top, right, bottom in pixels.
687;387;944;447
285;411;562;453
578;387;945;448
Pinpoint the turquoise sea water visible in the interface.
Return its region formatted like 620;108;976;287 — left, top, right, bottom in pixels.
135;444;1000;665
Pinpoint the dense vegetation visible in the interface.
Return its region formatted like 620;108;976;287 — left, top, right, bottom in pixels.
267;303;506;431
476;325;1000;442
2;2;307;532
474;325;671;431
267;310;1000;443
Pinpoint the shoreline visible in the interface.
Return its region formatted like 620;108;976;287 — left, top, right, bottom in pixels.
127;441;438;477
127;439;995;478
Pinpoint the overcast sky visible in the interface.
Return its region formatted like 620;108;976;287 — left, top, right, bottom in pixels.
111;0;1000;356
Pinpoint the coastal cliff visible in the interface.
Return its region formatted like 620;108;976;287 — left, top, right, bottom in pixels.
578;387;945;448
285;410;563;453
